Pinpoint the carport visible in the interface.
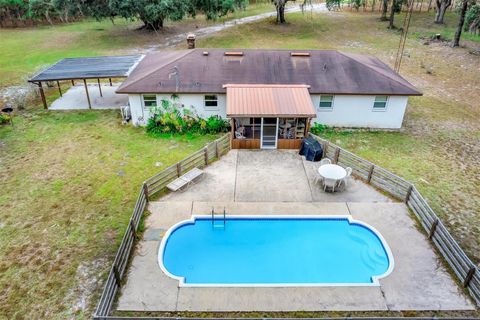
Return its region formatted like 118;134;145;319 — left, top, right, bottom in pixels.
28;55;143;109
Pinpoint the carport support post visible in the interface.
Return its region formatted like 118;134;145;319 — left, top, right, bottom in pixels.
56;81;62;97
83;79;92;109
97;78;103;97
37;82;48;110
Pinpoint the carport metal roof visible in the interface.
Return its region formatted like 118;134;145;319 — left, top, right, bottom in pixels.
28;55;143;109
28;55;143;82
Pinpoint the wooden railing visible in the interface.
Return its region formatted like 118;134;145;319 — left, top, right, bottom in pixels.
93;133;231;319
310;133;480;306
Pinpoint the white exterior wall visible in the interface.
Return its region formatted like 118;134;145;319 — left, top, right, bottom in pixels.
128;93;227;126
129;93;409;129
311;95;409;129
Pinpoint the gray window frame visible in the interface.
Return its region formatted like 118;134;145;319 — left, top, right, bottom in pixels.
318;95;334;111
373;95;388;111
204;94;219;109
142;94;158;109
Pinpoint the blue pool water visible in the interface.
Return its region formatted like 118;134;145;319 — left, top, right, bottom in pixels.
160;217;392;285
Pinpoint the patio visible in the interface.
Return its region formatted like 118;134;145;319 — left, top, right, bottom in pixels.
116;150;474;312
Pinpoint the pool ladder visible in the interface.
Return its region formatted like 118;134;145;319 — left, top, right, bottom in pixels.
211;207;226;229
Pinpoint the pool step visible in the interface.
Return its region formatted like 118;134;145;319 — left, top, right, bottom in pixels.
211;207;226;229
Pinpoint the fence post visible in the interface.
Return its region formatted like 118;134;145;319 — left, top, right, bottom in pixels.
333;147;340;164
404;185;413;203
215;140;219;158
428;219;439;239
142;182;149;203
113;265;121;287
322;141;328;159
204;147;209;165
130;220;137;238
367;165;374;183
463;267;476;288
176;162;182;177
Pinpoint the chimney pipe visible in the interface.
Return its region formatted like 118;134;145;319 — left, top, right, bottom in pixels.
187;33;196;49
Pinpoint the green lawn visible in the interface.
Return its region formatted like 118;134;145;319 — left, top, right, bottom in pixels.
197;9;480;265
0;111;218;319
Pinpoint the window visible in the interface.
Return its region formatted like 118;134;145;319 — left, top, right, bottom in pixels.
204;95;218;108
142;94;157;108
319;95;334;110
373;96;388;111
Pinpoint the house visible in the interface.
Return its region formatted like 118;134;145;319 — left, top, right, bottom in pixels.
115;48;421;149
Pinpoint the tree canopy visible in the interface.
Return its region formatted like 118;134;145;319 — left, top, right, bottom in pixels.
0;0;248;28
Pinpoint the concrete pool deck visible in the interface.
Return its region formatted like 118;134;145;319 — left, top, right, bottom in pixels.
116;150;474;312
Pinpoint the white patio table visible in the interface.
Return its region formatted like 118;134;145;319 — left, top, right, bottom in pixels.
318;164;347;181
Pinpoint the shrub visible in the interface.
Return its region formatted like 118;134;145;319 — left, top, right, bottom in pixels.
310;122;331;135
0;114;11;125
204;116;230;134
146;96;230;136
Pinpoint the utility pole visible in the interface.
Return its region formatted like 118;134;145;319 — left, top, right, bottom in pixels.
394;0;415;73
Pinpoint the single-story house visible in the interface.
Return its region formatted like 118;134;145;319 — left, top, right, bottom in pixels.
116;48;421;149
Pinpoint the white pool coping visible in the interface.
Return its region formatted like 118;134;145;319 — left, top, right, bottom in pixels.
158;215;395;288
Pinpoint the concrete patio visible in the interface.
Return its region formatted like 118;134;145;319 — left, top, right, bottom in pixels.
50;83;127;110
116;150;475;312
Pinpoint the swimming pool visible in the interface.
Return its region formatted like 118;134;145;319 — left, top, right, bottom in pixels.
158;216;394;287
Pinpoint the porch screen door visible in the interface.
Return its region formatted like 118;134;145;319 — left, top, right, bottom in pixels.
260;118;278;149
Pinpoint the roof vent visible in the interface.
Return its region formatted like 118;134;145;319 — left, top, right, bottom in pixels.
291;52;310;57
224;51;244;56
203;51;209;56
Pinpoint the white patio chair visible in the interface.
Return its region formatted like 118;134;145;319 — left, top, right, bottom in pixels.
235;131;246;139
320;158;331;166
323;178;337;192
338;167;353;190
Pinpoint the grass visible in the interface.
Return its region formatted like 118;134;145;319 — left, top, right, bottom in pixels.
0;4;479;319
0;110;218;319
197;9;480;265
0;1;274;88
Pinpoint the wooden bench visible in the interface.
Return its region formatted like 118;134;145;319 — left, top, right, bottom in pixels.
166;167;204;192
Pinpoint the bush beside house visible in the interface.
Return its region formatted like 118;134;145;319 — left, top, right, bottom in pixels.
146;95;230;136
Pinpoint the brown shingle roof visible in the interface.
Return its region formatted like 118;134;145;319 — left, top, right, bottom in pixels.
224;84;317;117
116;49;422;96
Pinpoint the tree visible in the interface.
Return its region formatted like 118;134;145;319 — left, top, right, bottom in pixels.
465;3;480;34
434;0;452;23
388;0;402;28
272;0;289;23
271;0;310;23
28;0;56;24
381;0;389;20
193;0;247;20
351;0;364;10
452;0;470;46
82;0;115;22
108;0;192;30
326;0;341;10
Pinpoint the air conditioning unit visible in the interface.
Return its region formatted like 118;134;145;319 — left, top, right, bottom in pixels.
121;104;131;124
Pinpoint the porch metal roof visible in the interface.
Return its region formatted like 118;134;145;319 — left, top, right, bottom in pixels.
224;84;317;118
